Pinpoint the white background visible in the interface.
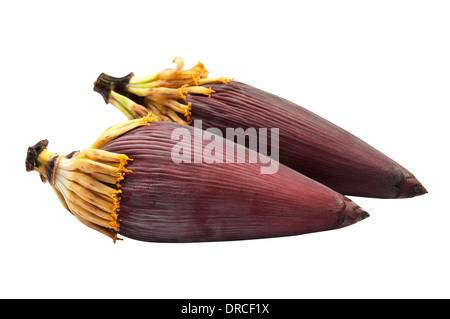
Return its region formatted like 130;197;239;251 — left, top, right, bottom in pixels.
1;0;448;299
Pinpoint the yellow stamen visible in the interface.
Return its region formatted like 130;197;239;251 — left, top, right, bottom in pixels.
28;118;148;241
90;116;155;149
183;86;215;97
197;77;233;85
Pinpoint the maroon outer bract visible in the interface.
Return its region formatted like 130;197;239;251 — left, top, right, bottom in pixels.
102;122;368;243
186;81;426;198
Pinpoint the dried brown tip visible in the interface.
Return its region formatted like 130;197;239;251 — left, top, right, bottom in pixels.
396;175;428;198
335;197;370;229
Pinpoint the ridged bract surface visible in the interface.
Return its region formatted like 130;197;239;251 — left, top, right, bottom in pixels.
187;81;425;198
102;122;367;243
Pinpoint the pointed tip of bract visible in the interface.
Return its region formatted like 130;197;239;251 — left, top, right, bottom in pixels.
396;175;428;198
410;183;428;197
335;197;369;229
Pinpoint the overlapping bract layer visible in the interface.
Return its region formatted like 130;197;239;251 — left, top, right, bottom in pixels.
187;81;426;198
94;57;426;199
26;118;368;242
102;122;368;243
